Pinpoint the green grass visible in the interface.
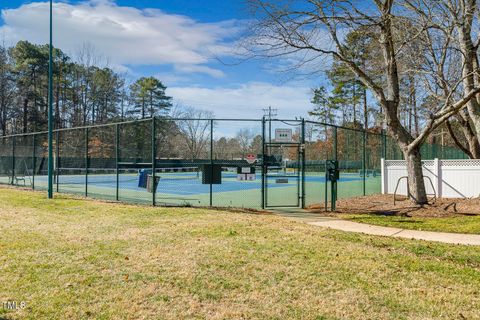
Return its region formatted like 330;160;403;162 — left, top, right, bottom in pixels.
1;187;480;319
343;214;480;235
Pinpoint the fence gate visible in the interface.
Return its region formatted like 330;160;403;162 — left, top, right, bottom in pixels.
263;142;304;208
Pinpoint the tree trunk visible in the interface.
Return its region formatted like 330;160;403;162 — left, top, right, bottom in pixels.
404;146;428;204
413;96;419;137
458;19;480;148
384;101;428;205
150;91;154;118
55;79;60;130
23;98;28;133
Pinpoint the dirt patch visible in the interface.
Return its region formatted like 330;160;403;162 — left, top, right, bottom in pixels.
307;194;480;218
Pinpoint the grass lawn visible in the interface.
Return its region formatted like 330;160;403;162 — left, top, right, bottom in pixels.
1;187;480;319
342;214;480;235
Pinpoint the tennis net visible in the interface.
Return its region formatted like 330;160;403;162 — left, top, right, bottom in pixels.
47;167;201;185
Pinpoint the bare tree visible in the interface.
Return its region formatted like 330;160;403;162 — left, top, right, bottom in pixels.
175;105;214;160
236;128;255;158
246;0;480;204
404;0;480;158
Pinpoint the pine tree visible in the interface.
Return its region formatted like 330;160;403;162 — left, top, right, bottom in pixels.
129;77;172;119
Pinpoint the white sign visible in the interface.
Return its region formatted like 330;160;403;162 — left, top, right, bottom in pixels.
275;128;293;142
237;174;256;181
241;167;252;173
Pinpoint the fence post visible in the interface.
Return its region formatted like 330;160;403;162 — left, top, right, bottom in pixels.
85;127;88;197
363;130;367;196
209;119;213;207
333;126;338;160
152;117;156;206
345;130;349;163
261;117;266;209
382;130;387;159
11;136;15;185
32;134;36;190
56;130;59;192
324;160;328;212
434;158;442;198
301;118;306;209
115;123;119;201
381;158;386;194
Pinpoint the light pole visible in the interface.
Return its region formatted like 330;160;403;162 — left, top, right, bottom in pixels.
47;0;54;198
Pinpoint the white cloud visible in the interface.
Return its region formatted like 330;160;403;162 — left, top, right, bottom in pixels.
0;0;239;76
168;82;312;119
174;65;225;78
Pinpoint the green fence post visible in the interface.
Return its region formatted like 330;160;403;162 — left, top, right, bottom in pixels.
301;118;306;209
32;134;36;190
209;119;213;207
47;0;53;199
333;126;338;161
261;117;266;209
331;179;336;211
152;117;156;206
363;130;366;196
115;123;119;201
56;130;59;193
333;126;338;211
11;136;15;185
382;130;387;159
85;127;88;197
346;130;349;165
324;160;328;212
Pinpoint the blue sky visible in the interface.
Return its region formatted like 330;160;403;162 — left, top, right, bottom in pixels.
0;0;325;119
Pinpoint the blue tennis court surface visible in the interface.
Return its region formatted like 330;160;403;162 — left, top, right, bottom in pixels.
35;173;364;196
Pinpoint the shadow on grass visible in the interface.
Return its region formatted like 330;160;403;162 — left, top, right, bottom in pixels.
349;215;424;224
331;206;426;218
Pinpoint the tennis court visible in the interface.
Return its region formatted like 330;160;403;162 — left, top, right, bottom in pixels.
0;117;391;209
10;168;379;208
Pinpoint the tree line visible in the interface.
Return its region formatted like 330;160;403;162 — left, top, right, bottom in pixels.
0;41;172;136
247;0;480;204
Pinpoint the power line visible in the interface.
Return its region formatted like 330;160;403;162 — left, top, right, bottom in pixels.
263;106;278;120
263;106;278;143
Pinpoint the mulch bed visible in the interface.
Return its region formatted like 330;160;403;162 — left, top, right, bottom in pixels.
307;194;480;218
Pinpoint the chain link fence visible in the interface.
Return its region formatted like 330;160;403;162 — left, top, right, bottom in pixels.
0;118;467;209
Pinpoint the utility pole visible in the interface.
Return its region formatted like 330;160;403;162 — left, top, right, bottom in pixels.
263;106;277;143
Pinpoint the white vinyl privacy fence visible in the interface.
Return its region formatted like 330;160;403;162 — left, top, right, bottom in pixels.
381;159;480;198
